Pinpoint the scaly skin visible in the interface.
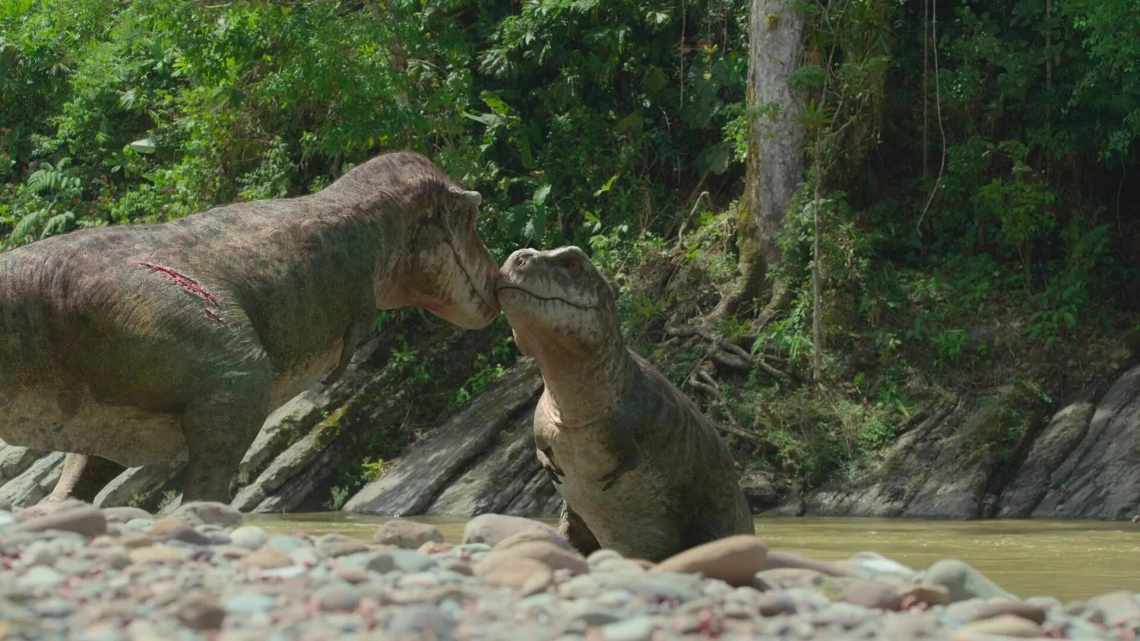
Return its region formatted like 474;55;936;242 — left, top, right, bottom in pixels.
498;246;754;561
1;152;500;502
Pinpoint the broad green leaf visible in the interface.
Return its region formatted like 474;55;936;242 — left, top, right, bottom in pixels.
532;183;552;206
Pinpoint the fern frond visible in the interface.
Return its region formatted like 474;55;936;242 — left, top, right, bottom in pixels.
9;208;50;245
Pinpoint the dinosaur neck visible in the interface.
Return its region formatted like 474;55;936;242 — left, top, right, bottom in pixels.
309;189;407;308
536;340;635;429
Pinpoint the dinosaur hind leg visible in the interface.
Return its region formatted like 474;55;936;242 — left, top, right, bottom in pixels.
179;358;272;502
45;453;89;502
559;503;601;556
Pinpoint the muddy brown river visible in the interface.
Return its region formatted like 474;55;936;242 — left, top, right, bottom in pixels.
249;514;1140;603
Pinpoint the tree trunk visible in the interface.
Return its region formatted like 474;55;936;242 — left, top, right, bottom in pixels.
715;0;805;320
811;138;824;385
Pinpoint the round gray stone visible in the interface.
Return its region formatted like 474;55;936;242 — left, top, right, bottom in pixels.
600;616;655;641
18;566;65;592
374;519;444;549
316;586;363;612
223;592;276;614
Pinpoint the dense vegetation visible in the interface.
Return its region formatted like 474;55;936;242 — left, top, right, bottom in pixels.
3;0;1138;498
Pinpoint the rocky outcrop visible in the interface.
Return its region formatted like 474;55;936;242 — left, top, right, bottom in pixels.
0;451;65;509
237;389;330;487
787;364;1140;520
1007;365;1140;519
0;444;42;486
343;359;559;516
92;458;185;511
995;398;1096;518
795;399;989;518
231;323;509;513
426;407;561;516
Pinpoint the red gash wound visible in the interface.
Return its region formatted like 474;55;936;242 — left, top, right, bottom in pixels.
132;261;225;323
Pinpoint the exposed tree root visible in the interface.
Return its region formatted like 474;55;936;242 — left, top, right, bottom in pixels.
754;278;790;331
667;323;792;383
705;260;765;323
687;369;763;443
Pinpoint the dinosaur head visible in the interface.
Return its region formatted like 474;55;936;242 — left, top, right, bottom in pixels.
497;246;621;363
346;153;500;329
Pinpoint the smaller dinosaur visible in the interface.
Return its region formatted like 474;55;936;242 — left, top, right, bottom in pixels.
497;246;754;561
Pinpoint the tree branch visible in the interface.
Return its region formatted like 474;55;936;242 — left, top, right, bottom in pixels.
688;371;763;443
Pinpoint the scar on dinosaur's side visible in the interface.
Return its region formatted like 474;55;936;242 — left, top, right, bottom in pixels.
132;261;225;323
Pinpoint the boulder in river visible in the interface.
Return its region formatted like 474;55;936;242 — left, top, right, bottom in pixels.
462;513;561;547
373;519;444;549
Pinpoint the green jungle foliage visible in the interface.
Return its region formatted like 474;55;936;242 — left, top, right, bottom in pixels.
2;0;1137;490
1;0;748;254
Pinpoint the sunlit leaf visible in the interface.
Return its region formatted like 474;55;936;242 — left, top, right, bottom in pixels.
129;138;156;154
532;183;552;206
480;91;513;117
593;174;620;197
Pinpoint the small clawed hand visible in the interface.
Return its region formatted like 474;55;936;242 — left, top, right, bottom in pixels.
599;465;625;491
538;447;564;485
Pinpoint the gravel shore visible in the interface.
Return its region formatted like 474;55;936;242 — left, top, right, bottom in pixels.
1;501;1137;641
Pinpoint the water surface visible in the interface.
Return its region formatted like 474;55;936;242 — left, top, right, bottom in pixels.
249;513;1140;603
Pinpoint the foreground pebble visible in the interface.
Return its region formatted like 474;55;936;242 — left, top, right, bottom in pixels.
374;518;445;549
462;513;560;546
651;534;768;586
0;502;1137;641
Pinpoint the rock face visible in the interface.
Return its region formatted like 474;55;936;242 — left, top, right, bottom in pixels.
1010;365;1140;519
92;459;185;511
0;451;65;509
425;407;561;516
237;390;330;486
232;327;553;515
0;444;45;486
226;380;348;513
344;360;561;517
996;398;1097;518
789;364;1140;519
797;399;989;517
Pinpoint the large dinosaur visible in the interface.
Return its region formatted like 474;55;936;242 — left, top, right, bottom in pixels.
497;246;754;561
1;152;499;502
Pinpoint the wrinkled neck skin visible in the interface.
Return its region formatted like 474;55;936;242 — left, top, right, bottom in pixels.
372;217;412;309
521;324;635;429
310;186;409;309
